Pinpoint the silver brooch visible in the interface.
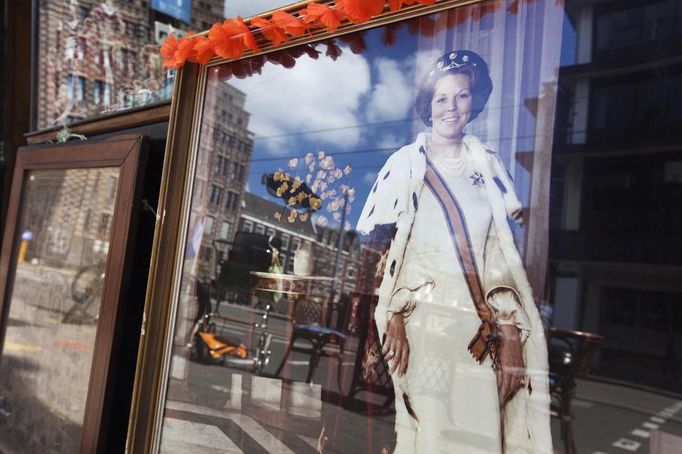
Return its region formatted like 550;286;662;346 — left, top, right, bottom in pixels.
449;52;457;60
470;171;485;188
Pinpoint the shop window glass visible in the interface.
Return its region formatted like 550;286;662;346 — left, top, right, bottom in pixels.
156;1;580;453
35;0;296;129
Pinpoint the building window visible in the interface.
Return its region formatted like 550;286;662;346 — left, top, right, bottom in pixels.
281;234;290;250
219;221;231;240
108;176;117;199
209;184;221;206
292;237;300;251
103;82;112;106
225;191;238;211
242;220;253;233
93;80;104;105
255;224;265;235
99;213;111;235
204;216;214;235
201;246;213;261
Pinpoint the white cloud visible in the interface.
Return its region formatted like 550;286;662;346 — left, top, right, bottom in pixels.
374;132;405;153
365;58;414;123
231;50;371;154
363;171;378;185
224;0;294;19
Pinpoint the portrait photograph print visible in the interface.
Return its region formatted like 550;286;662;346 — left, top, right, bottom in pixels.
156;1;566;453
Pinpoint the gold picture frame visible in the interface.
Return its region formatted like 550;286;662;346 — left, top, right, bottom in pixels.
127;0;560;451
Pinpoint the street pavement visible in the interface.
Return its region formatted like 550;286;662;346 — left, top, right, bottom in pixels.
161;303;682;454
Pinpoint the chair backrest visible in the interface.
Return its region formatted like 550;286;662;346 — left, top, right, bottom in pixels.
293;297;327;327
548;328;605;389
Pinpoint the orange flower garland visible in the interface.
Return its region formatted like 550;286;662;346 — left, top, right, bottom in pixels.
160;0;423;68
160;0;562;69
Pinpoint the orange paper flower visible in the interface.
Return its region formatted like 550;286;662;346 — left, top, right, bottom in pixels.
300;2;345;33
209;17;259;59
160;34;194;68
191;36;215;64
335;0;385;24
389;0;436;11
271;11;308;37
251;16;289;47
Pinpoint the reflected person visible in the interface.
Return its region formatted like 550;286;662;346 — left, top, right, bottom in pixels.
357;50;551;453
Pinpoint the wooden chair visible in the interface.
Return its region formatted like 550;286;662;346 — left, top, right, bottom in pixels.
547;328;604;454
275;296;346;390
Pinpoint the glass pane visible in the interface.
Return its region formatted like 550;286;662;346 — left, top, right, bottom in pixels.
35;1;299;129
0;168;119;453
159;1;566;453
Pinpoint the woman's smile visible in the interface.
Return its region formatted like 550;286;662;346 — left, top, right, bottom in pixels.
430;73;473;144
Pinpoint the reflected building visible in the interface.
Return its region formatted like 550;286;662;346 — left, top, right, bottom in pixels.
192;83;254;280
35;0;229;129
25;168;118;267
549;0;682;390
238;192;362;302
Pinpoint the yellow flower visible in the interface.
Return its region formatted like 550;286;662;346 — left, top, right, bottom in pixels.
309;197;322;210
274;212;282;222
287;196;297;206
291;176;302;192
276;181;289;197
299;212;309;222
287;210;298;223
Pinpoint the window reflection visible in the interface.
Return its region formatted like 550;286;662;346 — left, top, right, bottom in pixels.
0;168;119;453
156;1;682;453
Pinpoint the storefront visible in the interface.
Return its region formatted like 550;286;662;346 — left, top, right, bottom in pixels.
0;1;681;453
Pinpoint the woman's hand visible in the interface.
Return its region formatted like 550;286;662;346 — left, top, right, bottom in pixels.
382;313;409;376
496;324;526;406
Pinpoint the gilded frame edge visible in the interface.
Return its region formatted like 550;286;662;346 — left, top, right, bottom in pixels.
126;1;487;452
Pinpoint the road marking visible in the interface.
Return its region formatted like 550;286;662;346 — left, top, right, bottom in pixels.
573;399;594;408
4;341;41;353
657;410;674;418
164;400;295;453
229;413;296;454
630;428;649;439
612;438;641;451
650;417;665;424
300;435;318;450
161;417;243;453
287;360;312;366
642;422;659;430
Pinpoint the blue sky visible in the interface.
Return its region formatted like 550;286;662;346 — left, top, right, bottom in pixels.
228;25;423;229
211;1;571;233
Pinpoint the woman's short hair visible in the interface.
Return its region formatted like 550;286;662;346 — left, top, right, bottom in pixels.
415;50;493;127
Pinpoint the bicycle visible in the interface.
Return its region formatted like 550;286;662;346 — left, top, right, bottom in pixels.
63;263;105;324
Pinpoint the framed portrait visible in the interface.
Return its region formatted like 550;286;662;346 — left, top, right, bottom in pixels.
0;135;148;453
130;1;566;452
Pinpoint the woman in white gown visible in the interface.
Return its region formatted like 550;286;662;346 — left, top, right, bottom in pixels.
357;50;552;453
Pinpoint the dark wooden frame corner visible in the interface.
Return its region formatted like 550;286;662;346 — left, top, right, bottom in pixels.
0;134;148;453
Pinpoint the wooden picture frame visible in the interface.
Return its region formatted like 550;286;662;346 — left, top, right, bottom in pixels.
128;1;562;452
0;135;148;453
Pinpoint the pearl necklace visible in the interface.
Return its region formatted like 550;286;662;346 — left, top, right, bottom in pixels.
426;139;469;177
